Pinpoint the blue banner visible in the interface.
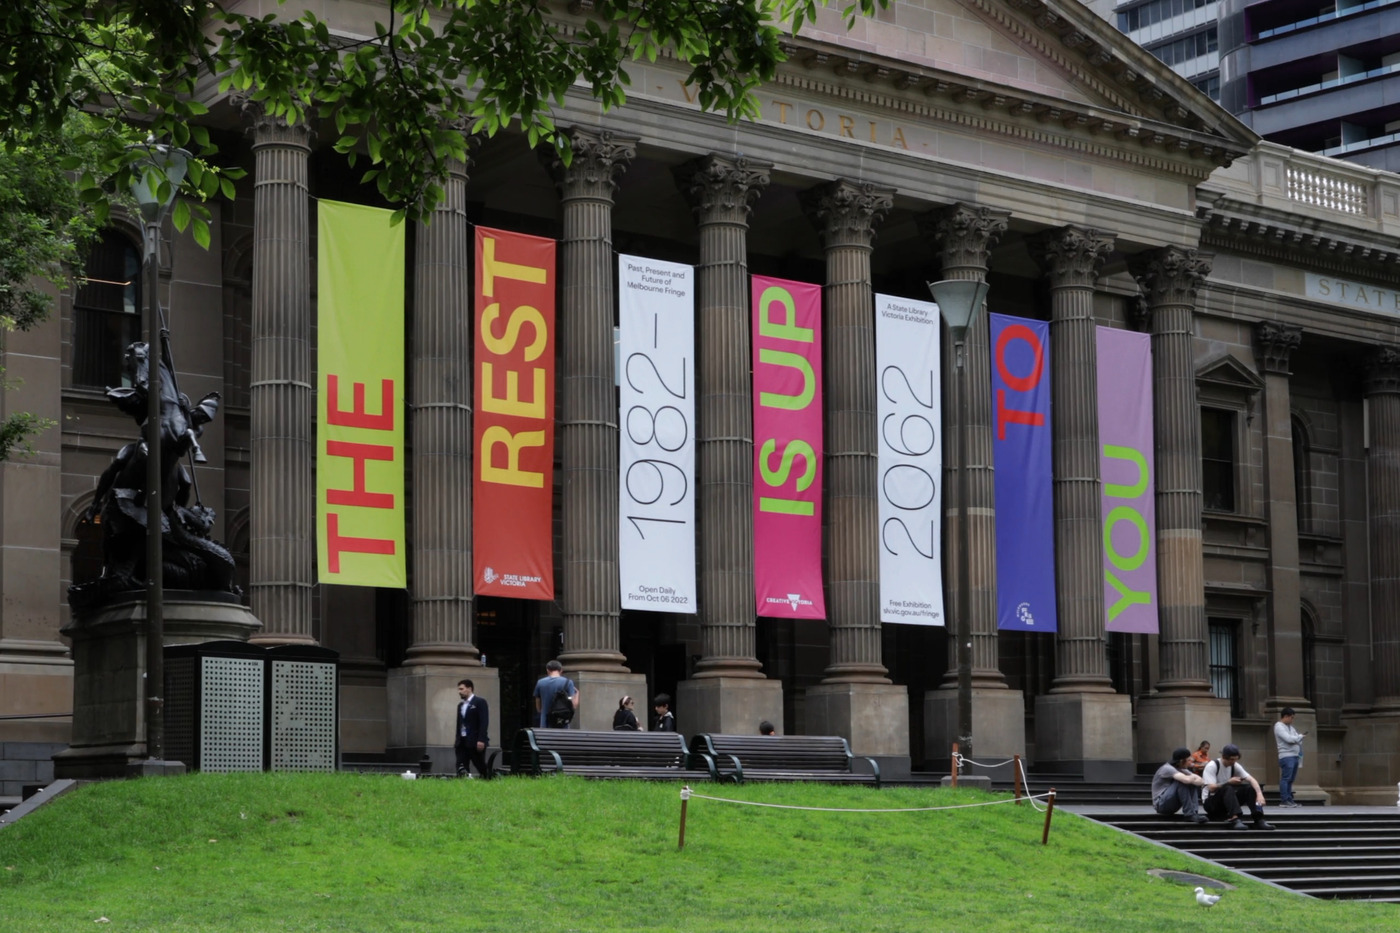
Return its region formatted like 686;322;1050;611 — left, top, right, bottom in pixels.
990;313;1057;632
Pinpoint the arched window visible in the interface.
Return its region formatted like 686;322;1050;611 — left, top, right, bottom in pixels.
1292;415;1311;533
72;229;142;388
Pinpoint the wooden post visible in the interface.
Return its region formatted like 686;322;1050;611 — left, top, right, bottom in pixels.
951;742;959;788
678;786;690;850
1013;753;1022;805
1041;788;1057;845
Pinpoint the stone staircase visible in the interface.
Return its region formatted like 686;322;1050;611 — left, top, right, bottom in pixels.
1072;806;1400;902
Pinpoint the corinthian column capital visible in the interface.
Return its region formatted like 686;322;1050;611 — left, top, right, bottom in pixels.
1255;321;1303;376
1129;246;1213;309
673;154;772;225
799;179;895;250
1030;225;1114;287
1366;345;1400;396
541;126;637;197
917;203;1010;273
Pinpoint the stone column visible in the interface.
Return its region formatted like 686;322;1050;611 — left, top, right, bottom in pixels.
1130;248;1232;765
542;127;645;727
673;154;783;734
1342;347;1400;797
918;204;1024;778
799;179;909;769
387;151;498;769
1031;226;1133;781
248;110;314;645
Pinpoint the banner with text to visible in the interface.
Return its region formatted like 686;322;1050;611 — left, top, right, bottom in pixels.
618;255;696;613
752;275;825;620
316;200;406;587
990;313;1056;632
875;294;943;625
472;226;556;600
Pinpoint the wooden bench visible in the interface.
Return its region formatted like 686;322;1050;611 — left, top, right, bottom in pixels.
689;734;881;786
507;729;719;781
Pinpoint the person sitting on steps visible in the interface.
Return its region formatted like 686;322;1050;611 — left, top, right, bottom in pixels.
1201;743;1275;831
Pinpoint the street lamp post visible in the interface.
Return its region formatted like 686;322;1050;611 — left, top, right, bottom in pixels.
928;279;990;773
129;141;189;764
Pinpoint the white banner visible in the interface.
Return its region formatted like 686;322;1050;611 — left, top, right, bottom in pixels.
876;294;944;625
618;255;697;613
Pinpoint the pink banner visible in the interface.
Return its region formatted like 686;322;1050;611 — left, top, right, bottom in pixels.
752;275;825;619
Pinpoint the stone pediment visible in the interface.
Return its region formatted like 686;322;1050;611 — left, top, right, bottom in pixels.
1196;352;1264;394
787;0;1256;168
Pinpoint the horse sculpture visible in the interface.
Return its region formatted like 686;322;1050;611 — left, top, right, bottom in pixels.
68;342;240;609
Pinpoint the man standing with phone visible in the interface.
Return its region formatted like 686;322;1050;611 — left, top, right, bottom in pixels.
1274;707;1307;807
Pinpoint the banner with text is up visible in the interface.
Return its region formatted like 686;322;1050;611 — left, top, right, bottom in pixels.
752;275;825;620
473;226;556;600
316;200;406;587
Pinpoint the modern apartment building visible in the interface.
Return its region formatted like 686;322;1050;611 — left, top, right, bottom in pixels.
1095;0;1400;169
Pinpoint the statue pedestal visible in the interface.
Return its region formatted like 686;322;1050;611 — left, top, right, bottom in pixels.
53;593;260;780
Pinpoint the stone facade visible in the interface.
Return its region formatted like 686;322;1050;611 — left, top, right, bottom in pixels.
4;0;1400;801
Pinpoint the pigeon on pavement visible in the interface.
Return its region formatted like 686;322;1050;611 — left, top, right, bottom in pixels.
1194;886;1222;907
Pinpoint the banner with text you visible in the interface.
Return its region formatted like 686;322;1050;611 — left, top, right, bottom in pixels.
875;294;943;625
618;255;696;613
316;200;406;587
990;313;1056;632
473;227;556;600
1096;326;1158;633
752;276;825;619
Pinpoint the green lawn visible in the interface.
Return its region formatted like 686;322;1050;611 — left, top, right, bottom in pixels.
0;773;1391;932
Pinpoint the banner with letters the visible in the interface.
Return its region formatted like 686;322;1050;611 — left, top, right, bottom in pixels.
752;275;825;619
316;200;406;587
1096;326;1158;633
990;313;1056;632
617;255;696;613
472;226;556;600
875;294;943;625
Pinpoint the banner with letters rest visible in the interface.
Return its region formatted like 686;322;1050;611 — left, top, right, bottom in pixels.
617;255;696;613
875;294;943;625
990;313;1056;632
1096;325;1158;633
472;226;555;600
316;200;406;587
752;275;825;619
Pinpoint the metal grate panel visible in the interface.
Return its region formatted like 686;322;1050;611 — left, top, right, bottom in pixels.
201;656;265;772
165;656;196;765
270;660;336;771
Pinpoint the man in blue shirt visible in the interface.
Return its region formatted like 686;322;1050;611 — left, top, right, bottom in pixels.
533;659;578;728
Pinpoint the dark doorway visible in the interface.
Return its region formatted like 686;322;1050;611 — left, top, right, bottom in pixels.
476;597;535;742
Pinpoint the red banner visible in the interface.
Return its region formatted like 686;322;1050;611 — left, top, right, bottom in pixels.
473;227;556;599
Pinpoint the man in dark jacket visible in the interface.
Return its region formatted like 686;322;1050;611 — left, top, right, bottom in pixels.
455;679;491;779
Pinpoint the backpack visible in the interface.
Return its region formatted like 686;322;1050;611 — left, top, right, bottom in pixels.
548;682;575;727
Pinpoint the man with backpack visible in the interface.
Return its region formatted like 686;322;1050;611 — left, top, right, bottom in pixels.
533;659;579;728
1201;743;1275;831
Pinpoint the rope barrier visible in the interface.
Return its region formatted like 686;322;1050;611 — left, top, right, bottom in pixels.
1016;756;1048;812
682;788;1052;813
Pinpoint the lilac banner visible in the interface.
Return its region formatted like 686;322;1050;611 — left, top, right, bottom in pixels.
1096;326;1158;634
990;314;1056;632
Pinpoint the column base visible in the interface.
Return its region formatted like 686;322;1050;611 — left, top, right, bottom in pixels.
805;682;910;778
1338;710;1400;801
1134;694;1233;771
53;743;185;780
567;670;649;733
339;657;388;756
386;664;499;769
676;677;783;736
924;687;1026;780
1033;692;1135;781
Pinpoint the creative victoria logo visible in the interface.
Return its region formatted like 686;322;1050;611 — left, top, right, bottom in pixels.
1016;602;1035;626
765;592;814;611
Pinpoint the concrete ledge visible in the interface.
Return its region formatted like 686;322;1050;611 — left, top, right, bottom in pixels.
0;779;78;829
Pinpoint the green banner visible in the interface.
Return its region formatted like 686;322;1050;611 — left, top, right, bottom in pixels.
316;200;406;587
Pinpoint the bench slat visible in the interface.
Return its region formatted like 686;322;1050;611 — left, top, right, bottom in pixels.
691;734;881;786
507;729;718;781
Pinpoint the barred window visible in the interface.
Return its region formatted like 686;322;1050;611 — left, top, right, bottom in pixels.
1208;620;1241;717
72;230;141;388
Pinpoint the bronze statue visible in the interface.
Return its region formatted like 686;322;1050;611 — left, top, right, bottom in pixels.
68;342;240;609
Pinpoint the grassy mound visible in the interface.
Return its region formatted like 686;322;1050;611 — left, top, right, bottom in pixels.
0;774;1390;931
